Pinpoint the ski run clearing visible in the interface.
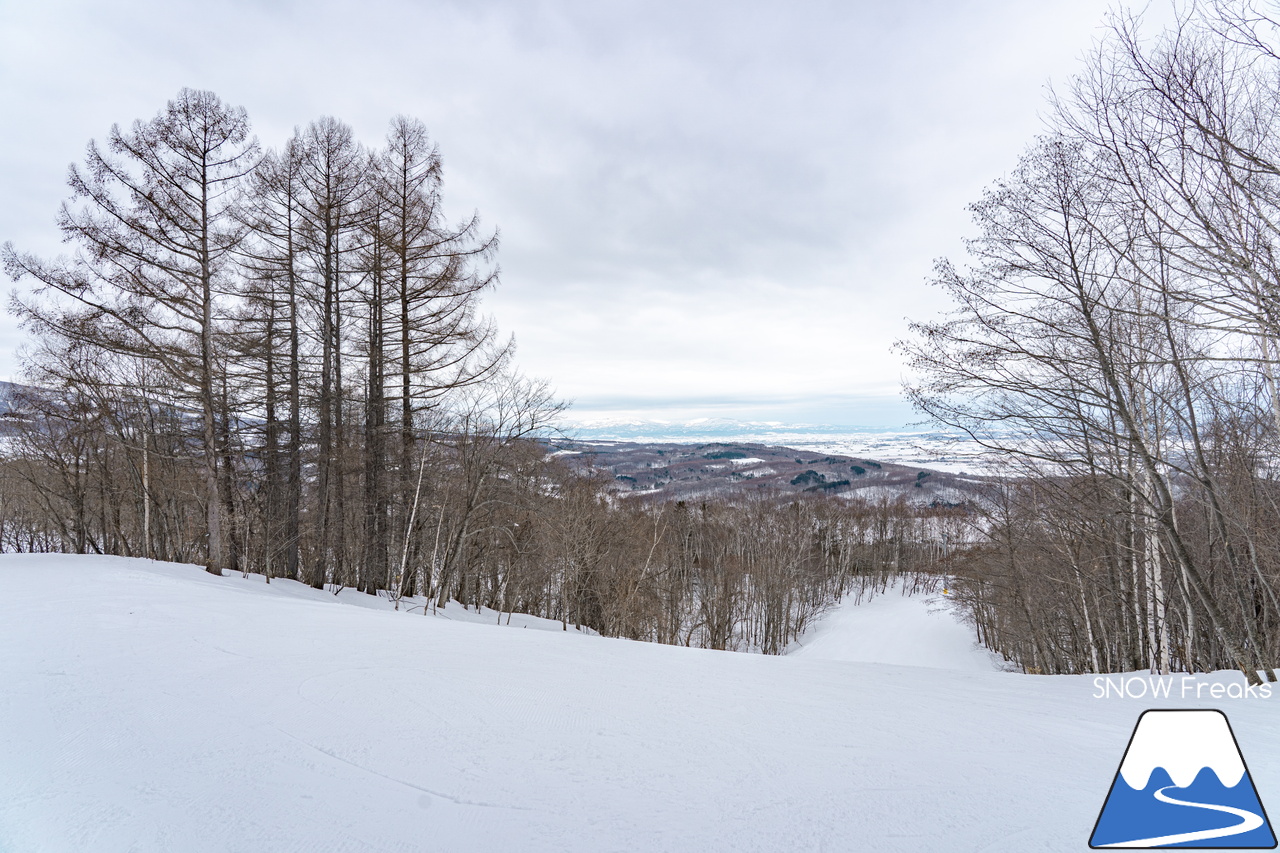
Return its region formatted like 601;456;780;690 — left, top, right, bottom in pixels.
2;554;1277;852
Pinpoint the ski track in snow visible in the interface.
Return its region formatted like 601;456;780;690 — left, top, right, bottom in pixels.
786;583;1007;672
1;554;1278;852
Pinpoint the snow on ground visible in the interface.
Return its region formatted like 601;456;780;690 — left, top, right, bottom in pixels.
2;554;1279;852
180;567;596;634
788;583;1007;672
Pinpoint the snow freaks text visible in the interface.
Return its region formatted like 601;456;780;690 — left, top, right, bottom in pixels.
1093;676;1273;701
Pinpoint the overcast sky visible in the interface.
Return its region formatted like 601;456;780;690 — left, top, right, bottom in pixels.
0;0;1128;426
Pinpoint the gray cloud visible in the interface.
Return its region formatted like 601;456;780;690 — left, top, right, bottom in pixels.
0;0;1120;425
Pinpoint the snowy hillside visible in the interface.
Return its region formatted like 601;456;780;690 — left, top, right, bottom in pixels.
2;554;1278;852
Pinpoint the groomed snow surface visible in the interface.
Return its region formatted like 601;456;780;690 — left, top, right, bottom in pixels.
786;583;1007;672
2;555;1278;852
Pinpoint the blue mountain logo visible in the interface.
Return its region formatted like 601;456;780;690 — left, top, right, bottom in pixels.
1091;709;1276;848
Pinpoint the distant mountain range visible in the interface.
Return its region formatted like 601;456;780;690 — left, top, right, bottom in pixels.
0;381;23;417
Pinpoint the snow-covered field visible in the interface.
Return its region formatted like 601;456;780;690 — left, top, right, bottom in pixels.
563;419;998;473
2;554;1277;852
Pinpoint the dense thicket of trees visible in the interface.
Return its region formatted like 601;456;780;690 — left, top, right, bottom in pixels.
0;88;958;655
3;90;511;584
901;2;1280;682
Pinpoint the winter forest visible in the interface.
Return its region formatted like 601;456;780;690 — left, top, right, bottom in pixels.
4;1;1280;686
0;93;952;656
902;4;1280;683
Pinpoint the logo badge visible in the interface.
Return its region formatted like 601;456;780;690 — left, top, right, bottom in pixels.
1090;709;1276;848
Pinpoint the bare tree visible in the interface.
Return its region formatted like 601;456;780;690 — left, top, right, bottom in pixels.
3;88;258;574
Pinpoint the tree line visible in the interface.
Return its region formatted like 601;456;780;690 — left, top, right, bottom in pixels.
4;90;512;591
901;1;1280;683
0;88;958;654
0;371;958;653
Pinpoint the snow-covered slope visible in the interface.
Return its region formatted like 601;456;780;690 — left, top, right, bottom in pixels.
2;554;1278;852
788;584;1006;672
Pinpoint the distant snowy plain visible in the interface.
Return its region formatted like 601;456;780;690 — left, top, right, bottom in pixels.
561;419;998;473
2;554;1277;852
